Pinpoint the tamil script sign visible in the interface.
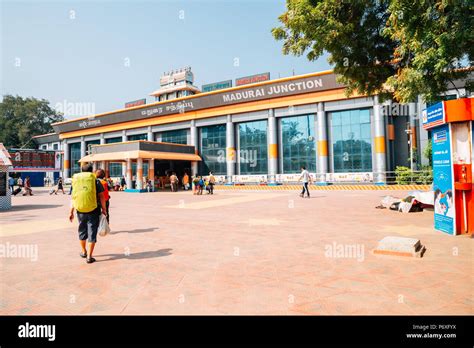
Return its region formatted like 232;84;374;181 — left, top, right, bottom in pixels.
53;73;343;134
125;98;146;108
202;80;232;93
235;72;270;86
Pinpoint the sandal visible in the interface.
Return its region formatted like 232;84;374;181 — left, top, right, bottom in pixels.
80;252;87;258
86;257;96;264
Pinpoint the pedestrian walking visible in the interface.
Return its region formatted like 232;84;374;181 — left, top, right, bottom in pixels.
22;177;33;196
208;171;215;195
298;166;312;198
192;175;199;195
120;176;126;191
170;172;178;192
96;169;111;224
198;176;204;195
69;163;107;264
182;172;190;190
17;177;23;189
51;177;65;195
8;175;14;194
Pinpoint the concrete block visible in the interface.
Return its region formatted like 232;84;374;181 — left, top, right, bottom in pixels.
373;236;426;258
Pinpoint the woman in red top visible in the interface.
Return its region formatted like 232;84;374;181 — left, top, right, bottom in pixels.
95;169;110;223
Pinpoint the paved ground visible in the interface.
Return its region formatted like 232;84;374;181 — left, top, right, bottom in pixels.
0;187;472;315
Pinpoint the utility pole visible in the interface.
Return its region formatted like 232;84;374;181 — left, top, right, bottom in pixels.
405;124;413;181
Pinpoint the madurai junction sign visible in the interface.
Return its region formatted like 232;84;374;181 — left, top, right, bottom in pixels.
53;73;343;134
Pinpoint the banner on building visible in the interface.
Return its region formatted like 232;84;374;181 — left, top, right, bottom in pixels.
8;149;56;171
422;101;445;130
53;73;343;133
232;175;268;184
326;172;373;183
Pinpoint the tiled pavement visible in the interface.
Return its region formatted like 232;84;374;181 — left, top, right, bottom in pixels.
0;187;472;315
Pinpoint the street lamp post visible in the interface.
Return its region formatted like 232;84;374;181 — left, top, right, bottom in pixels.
405;126;413;182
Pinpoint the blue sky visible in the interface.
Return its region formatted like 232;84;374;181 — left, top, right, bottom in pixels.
1;0;330;118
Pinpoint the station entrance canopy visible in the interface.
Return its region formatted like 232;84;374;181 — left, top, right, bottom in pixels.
78;140;201;163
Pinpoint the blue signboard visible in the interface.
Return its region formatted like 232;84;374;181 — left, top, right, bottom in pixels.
202;80;233;93
432;123;455;234
423;102;445;129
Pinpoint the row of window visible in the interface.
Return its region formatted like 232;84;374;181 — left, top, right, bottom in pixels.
69;109;374;176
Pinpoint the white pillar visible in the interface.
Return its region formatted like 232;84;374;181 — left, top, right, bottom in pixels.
408;102;418;170
373;96;387;184
147;126;153;141
148;159;154;191
267;109;278;184
190;120;198;176
226;115;235;184
100;133;105;145
80;136;86;159
122;131;127;178
136;158;143;189
317;102;328;184
126;158;132;189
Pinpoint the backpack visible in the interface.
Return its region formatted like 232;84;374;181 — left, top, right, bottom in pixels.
72;172;97;213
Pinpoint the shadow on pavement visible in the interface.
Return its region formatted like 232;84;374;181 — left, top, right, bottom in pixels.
98;248;172;262
9;204;63;211
111;227;159;234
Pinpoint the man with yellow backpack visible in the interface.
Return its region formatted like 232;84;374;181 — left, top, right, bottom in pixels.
69;163;107;264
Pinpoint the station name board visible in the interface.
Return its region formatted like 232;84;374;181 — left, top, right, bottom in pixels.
235;72;270;86
125;98;146;108
202;80;233;93
53;73;343;134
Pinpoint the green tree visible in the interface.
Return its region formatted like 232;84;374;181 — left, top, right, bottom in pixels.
272;0;473;103
0;95;64;148
423;140;432;166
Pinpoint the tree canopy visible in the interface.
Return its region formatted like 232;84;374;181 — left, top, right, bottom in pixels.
272;0;473;103
0;95;64;148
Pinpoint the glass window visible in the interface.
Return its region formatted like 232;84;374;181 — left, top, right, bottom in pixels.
108;163;122;177
280;115;316;173
160;129;187;144
332;112;341;126
238;120;268;174
131;162;149;178
330;108;372;173
127;134;147;141
360;109;370;123
105;137;122;144
200;124;226;175
70;142;81;176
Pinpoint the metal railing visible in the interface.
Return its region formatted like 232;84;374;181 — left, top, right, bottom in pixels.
216;170;433;186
